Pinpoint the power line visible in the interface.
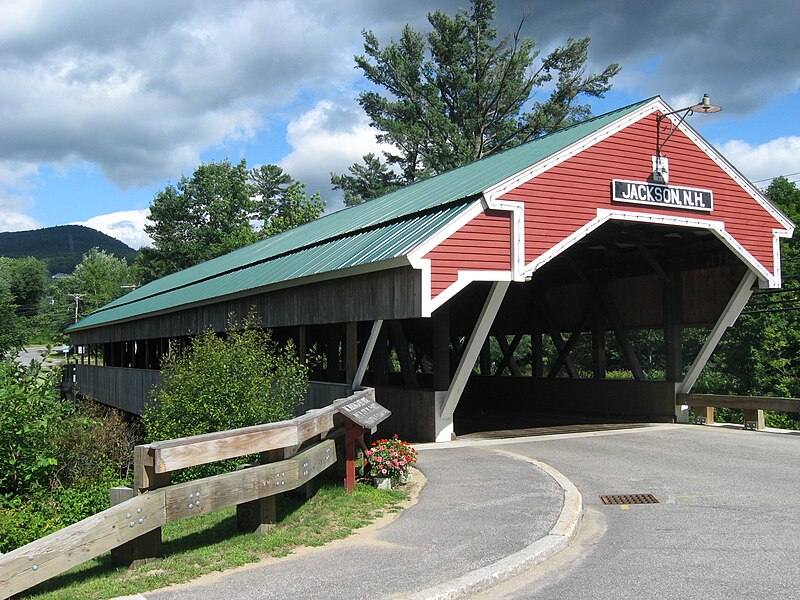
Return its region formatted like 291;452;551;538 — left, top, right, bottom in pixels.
752;171;800;184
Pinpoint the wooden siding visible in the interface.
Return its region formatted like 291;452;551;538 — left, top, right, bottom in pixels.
374;387;436;442
504;113;783;274
301;381;354;412
424;209;512;298
75;365;161;415
71;266;421;345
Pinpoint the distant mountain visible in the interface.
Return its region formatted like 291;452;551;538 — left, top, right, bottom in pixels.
0;225;138;274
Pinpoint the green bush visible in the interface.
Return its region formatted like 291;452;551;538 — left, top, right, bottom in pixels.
50;400;138;489
142;314;309;480
0;358;139;551
0;359;66;499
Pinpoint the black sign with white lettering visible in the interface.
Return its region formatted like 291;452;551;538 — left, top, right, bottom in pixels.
611;180;713;212
336;394;391;429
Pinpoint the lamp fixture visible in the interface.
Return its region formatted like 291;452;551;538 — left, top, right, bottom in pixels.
653;94;722;184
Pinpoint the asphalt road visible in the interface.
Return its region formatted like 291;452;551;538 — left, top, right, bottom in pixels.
12;345;52;365
470;424;800;599
144;445;563;600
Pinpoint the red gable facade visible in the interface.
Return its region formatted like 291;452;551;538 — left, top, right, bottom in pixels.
412;98;792;314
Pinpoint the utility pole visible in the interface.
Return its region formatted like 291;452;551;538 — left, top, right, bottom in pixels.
68;293;84;323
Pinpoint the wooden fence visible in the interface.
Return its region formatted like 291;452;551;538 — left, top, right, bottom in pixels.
0;388;378;599
678;393;800;429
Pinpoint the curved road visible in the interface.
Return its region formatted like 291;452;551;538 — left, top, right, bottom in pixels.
472;424;800;599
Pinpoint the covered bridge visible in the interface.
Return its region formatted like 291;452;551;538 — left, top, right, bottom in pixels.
67;96;793;442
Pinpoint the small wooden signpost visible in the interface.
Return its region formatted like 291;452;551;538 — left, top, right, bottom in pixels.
334;390;391;491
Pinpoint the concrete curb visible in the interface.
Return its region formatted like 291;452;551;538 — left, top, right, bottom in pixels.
405;449;582;600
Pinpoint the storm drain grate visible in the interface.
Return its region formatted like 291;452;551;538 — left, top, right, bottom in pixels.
600;494;659;505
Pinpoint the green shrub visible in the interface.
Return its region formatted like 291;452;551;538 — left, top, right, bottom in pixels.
50;399;138;489
142;313;309;480
0;359;66;499
0;358;139;551
0;495;62;552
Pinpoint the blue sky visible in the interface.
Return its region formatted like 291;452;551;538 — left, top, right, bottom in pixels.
1;0;798;249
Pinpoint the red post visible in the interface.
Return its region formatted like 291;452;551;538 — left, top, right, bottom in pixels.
344;419;365;492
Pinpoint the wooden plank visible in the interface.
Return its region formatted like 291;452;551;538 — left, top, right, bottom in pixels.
164;440;336;522
0;491;165;600
678;394;800;413
149;406;336;473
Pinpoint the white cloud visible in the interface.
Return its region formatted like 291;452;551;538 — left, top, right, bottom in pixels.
278;100;392;211
73;209;152;249
0;1;360;188
0;210;39;232
717;136;800;184
0;160;40;232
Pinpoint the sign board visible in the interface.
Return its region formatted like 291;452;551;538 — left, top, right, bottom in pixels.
611;180;713;212
336;394;391;429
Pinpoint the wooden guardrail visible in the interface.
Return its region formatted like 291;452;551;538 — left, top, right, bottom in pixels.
678;393;800;430
0;388;381;600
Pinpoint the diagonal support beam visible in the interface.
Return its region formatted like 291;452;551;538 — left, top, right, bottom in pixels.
352;320;383;389
600;290;645;381
539;298;580;378
494;334;522;376
679;270;756;396
548;303;595;378
439;281;510;422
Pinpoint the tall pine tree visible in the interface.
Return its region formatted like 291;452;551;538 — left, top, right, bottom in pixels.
333;0;620;205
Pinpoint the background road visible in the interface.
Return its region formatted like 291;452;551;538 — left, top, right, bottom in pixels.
470;425;800;599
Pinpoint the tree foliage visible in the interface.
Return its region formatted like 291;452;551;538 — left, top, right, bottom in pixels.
33;248;134;340
0;257;48;316
136;160;325;282
331;153;401;207
333;0;620;204
142;314;309;479
0;358;137;551
136;159;255;282
251;164;326;238
694;177;800;427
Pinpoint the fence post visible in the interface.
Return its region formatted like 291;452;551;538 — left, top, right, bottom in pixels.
236;446;296;534
111;445;170;567
743;409;765;430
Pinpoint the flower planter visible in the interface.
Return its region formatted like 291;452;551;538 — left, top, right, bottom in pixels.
374;476;393;490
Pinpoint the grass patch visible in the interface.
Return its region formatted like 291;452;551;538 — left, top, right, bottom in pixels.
21;483;407;599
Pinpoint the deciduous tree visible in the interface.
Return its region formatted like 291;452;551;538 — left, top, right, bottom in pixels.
136;161;325;282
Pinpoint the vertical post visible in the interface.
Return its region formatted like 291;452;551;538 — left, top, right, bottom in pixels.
479;341;491;375
432;305;450;391
664;271;682;383
325;325;340;381
346;322;358;384
592;312;606;379
699;406;715;424
343;419;365;491
375;323;389;386
298;325;307;360
743;409;765;430
237;448;291;533
532;329;543;377
112;446;170;567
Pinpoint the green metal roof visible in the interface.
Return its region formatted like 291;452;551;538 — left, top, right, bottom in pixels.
69;98;653;332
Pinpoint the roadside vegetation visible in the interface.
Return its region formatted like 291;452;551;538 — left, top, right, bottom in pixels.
19;483;408;600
